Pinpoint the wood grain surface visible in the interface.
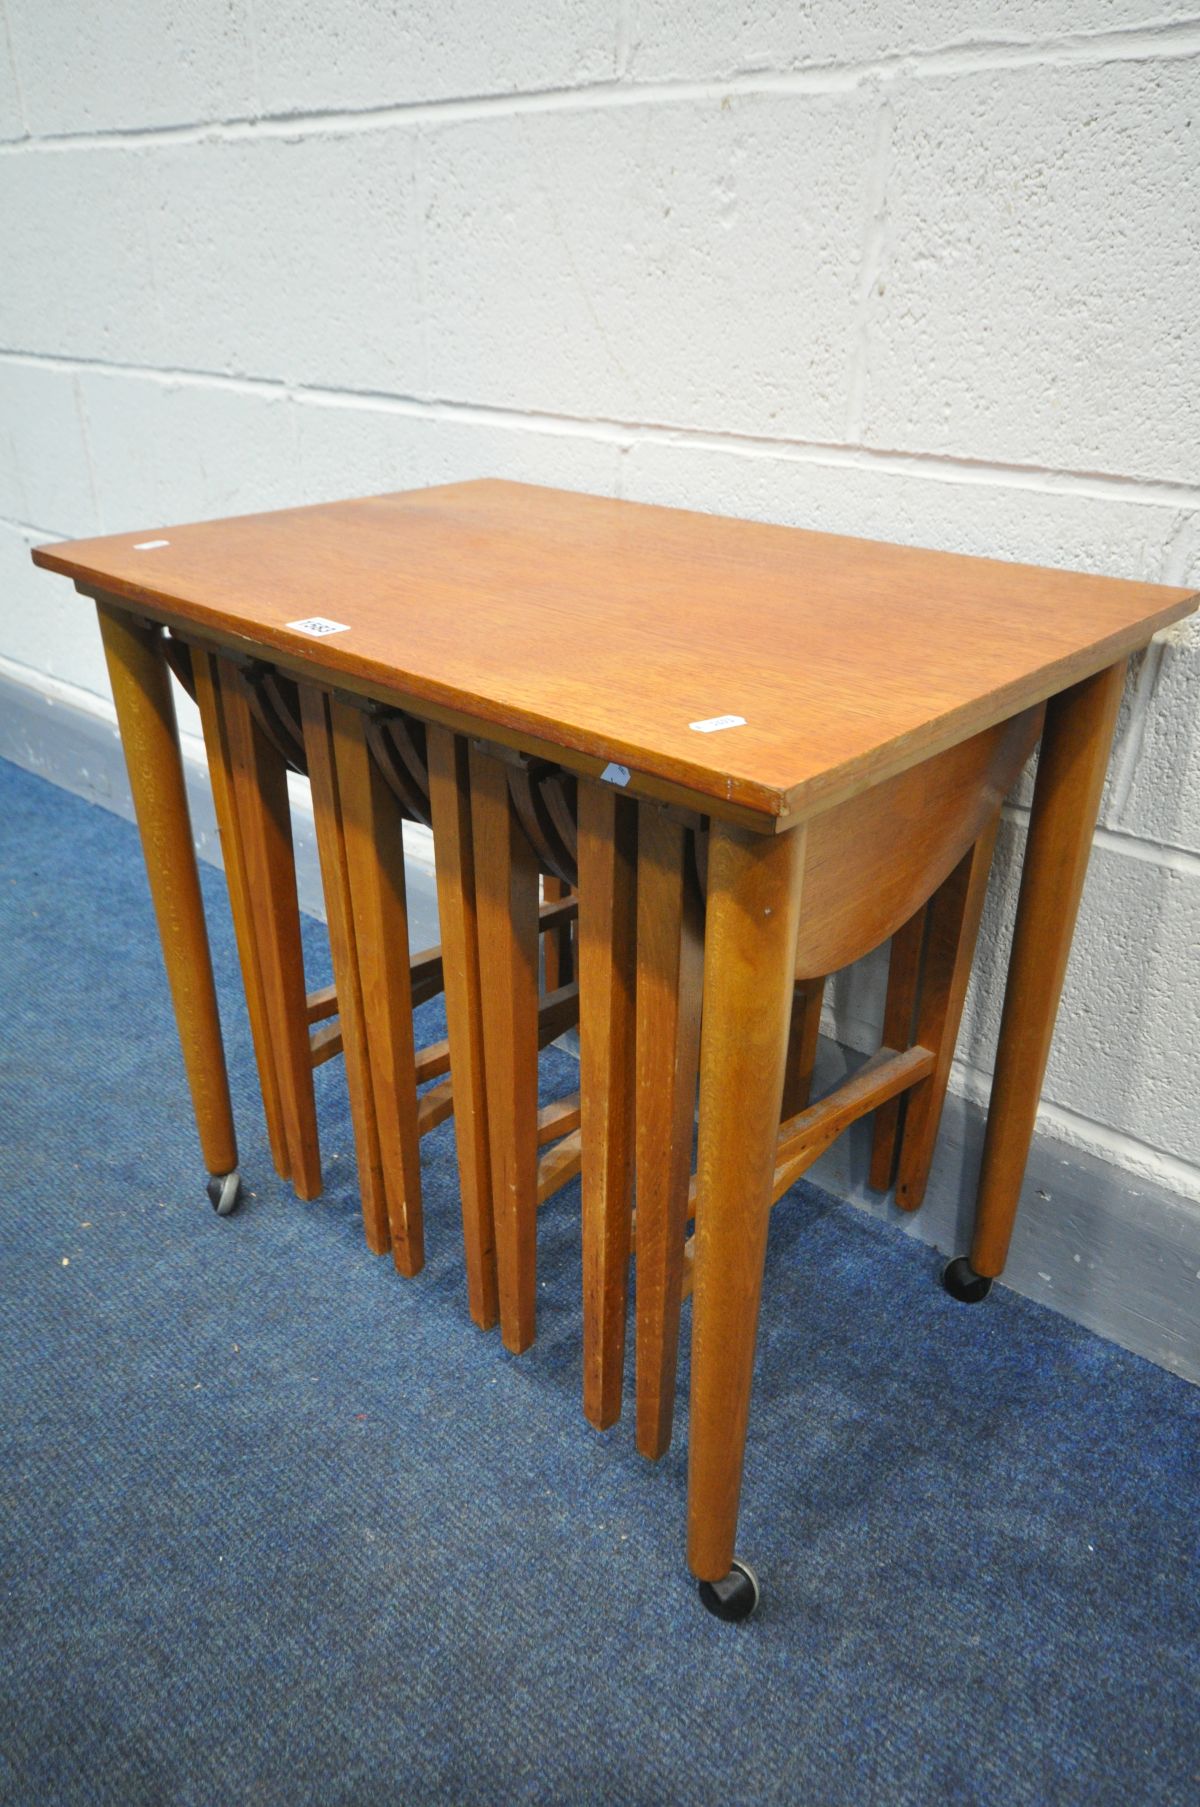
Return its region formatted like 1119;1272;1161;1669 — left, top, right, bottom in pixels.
36;481;1196;824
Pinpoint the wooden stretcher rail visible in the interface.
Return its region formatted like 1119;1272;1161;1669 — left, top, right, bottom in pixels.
417;1034;582;1148
679;1045;936;1301
771;1044;936;1203
407;979;581;1097
309;1020;344;1068
415;1038;452;1086
417;1078;455;1136
315;977;580;1079
537;1093;582;1146
537;1128;583;1206
302;896;578;1042
305;983;339;1025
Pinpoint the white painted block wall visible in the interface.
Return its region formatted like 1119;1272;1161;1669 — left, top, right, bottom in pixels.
1;3;1197;1203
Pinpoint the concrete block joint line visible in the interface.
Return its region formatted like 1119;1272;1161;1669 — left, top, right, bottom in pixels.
1;0;1197;1351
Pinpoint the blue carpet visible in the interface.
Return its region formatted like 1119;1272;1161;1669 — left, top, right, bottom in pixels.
1;754;1197;1806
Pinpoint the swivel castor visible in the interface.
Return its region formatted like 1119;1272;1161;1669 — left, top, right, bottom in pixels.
698;1558;761;1623
942;1255;991;1303
206;1170;242;1217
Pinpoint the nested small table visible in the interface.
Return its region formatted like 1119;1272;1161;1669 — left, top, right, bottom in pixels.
33;480;1197;1618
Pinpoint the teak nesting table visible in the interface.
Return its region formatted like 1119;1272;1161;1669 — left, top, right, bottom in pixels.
33;479;1197;1622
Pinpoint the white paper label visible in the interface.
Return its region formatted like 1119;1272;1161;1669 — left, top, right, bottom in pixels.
689;714;746;733
133;540;170;551
600;762;631;787
286;616;351;638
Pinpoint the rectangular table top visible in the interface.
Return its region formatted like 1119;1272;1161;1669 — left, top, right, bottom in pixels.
35;479;1197;825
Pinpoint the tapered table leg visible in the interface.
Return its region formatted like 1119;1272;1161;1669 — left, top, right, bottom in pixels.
894;818;999;1212
427;726;499;1331
969;661;1127;1278
95;601;237;1186
331;697;427;1274
541;874;574;990
781;976;825;1121
634;806;702;1459
867;906;925;1192
299;686;393;1257
469;744;541;1353
192;646;290;1182
219;658;322;1201
577;780;638;1431
687;820;806;1586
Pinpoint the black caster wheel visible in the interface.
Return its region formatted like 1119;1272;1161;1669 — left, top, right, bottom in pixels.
206;1170;242;1217
942;1255;992;1303
698;1559;761;1623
